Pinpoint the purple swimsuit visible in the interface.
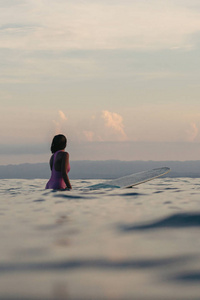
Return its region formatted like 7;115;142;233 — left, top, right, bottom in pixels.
45;150;70;189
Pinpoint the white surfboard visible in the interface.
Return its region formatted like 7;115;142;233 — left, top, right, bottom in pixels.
87;167;170;189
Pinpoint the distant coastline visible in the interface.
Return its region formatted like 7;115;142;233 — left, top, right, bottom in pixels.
1;160;200;179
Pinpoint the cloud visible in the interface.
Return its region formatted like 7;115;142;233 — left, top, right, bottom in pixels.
0;0;26;8
186;122;198;141
53;110;68;134
1;1;200;51
59;110;67;121
72;111;128;142
52;120;61;135
83;131;94;142
102;110;127;140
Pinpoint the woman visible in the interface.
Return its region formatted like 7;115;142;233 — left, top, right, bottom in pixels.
46;134;72;190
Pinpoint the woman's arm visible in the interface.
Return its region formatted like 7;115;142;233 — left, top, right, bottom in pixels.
61;152;72;189
50;155;53;170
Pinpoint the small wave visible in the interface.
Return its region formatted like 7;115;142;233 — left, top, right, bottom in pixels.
119;212;200;231
119;192;146;197
53;190;100;200
0;255;191;273
86;183;120;190
33;198;46;202
53;193;85;200
163;201;172;204
154;190;164;194
164;187;180;191
171;271;200;282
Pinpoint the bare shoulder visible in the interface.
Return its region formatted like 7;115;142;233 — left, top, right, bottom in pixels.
61;151;69;162
62;151;69;158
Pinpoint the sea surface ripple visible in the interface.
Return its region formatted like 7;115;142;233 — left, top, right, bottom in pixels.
0;178;200;299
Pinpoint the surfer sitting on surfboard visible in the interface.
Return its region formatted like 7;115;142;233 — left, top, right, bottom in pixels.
45;134;72;190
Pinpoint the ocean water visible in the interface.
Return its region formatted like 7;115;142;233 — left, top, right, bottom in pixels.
0;178;200;300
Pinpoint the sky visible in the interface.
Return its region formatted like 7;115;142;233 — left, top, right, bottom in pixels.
1;0;200;164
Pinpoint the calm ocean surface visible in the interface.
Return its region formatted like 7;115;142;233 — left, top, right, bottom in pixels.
0;177;200;300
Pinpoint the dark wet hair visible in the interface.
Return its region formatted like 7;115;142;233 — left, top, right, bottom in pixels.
50;134;67;153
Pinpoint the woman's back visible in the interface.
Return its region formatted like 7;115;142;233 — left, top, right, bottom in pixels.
50;151;70;172
46;150;70;189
